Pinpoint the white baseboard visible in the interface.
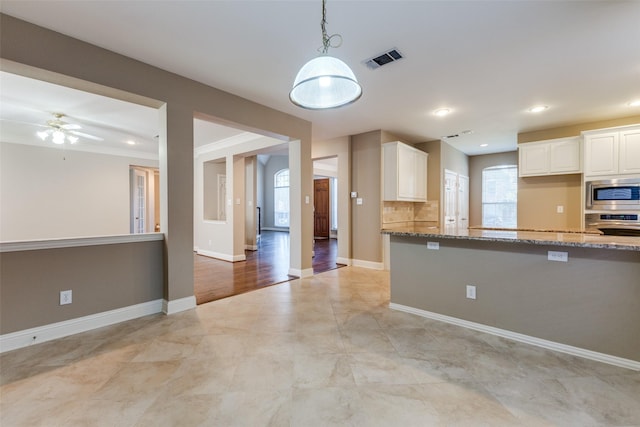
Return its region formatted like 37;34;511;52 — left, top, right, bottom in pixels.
336;257;352;266
245;245;258;251
163;296;196;315
288;267;314;278
0;299;163;353
261;227;289;232
197;249;246;262
389;303;640;372
352;259;384;270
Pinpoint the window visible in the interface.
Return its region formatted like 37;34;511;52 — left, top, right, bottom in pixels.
274;169;290;227
482;165;517;227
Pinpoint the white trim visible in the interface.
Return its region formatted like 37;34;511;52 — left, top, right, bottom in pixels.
336;257;352;266
197;249;246;262
352;259;384;270
162;296;196;315
0;233;163;253
288;267;313;278
0;299;163;353
261;227;290;232
245;244;258;250
389;303;640;372
194;132;265;157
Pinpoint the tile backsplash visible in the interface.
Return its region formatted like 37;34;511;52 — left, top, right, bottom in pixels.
382;201;439;225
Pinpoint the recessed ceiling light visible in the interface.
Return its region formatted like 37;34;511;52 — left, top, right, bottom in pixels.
480;143;488;147
433;108;451;117
628;100;640;107
528;105;548;113
126;140;136;145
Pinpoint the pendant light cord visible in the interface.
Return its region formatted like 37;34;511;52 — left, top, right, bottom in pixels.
320;0;342;54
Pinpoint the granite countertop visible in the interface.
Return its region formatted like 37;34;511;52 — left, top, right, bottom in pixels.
381;225;640;251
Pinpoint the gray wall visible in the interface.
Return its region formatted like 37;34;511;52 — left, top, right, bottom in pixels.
1;240;163;334
262;155;289;229
1;13;313;332
351;131;383;263
390;235;640;361
469;151;518;227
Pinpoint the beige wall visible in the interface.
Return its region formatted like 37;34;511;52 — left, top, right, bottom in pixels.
1;13;312;331
469;152;518;227
518;115;640;143
518;174;583;230
0;142;158;241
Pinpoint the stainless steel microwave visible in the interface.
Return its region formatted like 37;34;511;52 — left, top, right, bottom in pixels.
585;178;640;210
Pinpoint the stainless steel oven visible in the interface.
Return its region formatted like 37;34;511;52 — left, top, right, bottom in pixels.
585;212;640;236
585;178;640;210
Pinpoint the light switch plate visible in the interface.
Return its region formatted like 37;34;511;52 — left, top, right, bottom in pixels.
356;198;363;205
351;191;358;198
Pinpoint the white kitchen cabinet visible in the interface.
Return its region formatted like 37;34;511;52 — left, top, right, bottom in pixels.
383;141;428;202
583;125;640;177
518;137;581;177
619;128;640;175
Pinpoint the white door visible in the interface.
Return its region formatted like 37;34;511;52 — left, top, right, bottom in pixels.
443;169;457;227
131;169;146;234
458;175;469;229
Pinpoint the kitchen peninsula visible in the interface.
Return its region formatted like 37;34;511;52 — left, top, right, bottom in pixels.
383;225;640;369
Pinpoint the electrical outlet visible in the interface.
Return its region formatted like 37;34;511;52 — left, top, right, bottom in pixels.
60;290;72;305
548;251;568;262
427;241;439;250
466;285;476;300
556;205;564;214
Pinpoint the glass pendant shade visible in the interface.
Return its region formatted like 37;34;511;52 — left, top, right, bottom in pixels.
290;55;362;110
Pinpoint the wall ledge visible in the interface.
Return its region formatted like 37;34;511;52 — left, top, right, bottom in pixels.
390;303;640;372
0;233;164;253
0;299;164;353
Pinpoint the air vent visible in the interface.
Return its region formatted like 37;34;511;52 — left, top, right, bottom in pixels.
364;48;403;70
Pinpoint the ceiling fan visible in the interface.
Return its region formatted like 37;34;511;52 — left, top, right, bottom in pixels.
36;112;103;144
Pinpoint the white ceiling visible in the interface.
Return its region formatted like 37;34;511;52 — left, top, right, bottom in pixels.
1;1;639;155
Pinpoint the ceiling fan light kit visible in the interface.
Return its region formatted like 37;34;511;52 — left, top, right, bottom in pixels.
290;0;361;110
36;113;87;145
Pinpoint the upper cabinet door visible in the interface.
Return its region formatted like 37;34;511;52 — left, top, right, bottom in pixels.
382;141;428;202
397;142;417;199
619;128;640;175
584;132;619;177
519;143;549;176
518;137;581;177
549;138;581;173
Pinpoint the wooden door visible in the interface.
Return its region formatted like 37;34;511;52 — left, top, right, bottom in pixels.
314;178;330;238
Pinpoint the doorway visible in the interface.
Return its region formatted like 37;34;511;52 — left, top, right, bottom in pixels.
314;178;330;239
443;169;469;228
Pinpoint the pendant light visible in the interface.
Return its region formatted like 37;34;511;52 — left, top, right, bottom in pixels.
290;0;362;110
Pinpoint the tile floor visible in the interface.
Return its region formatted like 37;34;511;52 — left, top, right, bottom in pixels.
1;267;639;426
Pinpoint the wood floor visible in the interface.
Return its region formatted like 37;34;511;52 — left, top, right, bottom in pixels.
194;231;343;304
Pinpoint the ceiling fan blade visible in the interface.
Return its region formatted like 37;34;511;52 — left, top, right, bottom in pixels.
69;130;104;141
